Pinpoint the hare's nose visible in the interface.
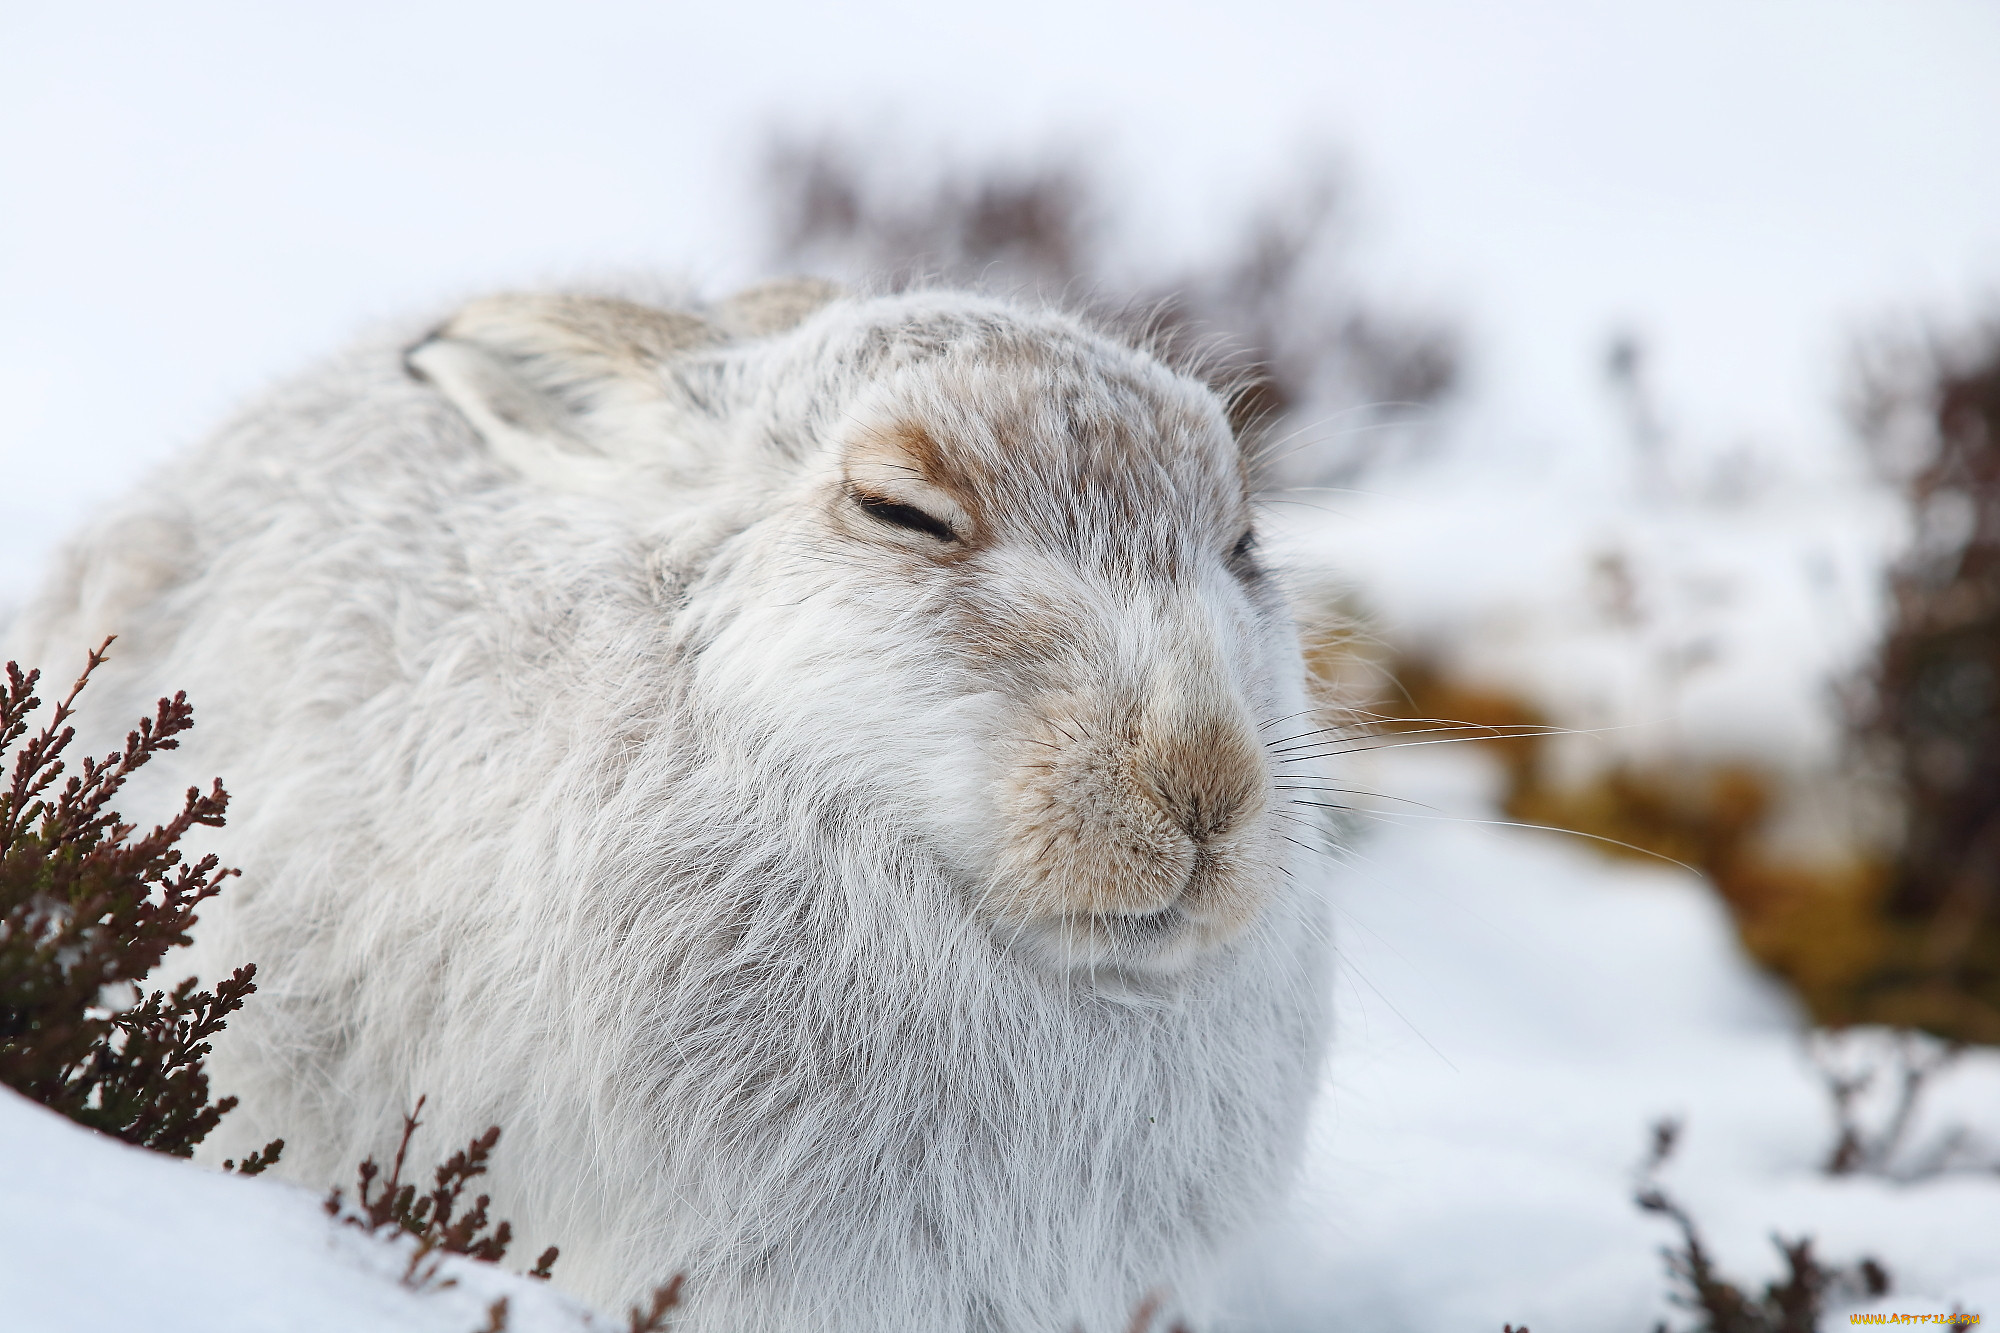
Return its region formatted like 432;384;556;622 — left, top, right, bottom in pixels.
1133;709;1266;845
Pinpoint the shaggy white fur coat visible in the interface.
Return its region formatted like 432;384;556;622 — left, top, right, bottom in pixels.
9;281;1331;1331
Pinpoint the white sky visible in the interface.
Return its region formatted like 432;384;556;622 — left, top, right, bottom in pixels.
4;0;1998;608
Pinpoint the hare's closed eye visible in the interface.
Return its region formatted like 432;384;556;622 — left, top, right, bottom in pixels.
852;488;959;543
1230;529;1256;560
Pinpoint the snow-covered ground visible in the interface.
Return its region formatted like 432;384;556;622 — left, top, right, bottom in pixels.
0;1087;633;1333
1267;446;1913;870
1235;745;2000;1330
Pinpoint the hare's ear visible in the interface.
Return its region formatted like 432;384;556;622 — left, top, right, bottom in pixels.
711;277;845;338
406;294;723;492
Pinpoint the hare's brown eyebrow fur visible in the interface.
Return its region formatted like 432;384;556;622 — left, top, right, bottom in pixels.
881;421;970;499
880;367;1245;579
865;420;990;536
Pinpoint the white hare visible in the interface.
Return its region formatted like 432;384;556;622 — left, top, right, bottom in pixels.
10;279;1332;1331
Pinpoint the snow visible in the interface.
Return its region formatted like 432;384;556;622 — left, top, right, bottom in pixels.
0;1088;627;1333
1227;746;2000;1329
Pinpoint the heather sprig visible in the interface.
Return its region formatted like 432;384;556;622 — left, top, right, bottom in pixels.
0;640;275;1162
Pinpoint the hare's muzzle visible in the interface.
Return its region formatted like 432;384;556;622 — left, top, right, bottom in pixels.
986;685;1273;974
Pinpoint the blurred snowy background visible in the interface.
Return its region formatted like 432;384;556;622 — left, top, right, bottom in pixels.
6;1;2000;1328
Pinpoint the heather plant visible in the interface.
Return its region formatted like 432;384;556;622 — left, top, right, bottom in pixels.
1851;321;2000;1040
326;1099;692;1329
1636;1120;1890;1333
2;648;693;1322
0;640;276;1164
625;1278;685;1333
1808;1027;1983;1179
325;1094;559;1287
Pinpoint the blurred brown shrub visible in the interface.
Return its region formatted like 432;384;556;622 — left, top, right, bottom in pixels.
1848;321;2000;1040
759;135;1458;488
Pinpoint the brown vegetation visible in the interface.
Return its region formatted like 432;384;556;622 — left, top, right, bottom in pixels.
324;1094;559;1288
1851;323;2000;1039
1636;1119;1890;1333
0;640;280;1161
326;1096;688;1327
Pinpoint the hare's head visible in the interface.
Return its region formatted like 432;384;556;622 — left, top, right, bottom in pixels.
409;282;1305;979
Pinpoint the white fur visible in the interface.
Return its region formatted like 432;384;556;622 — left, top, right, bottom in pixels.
9;281;1332;1331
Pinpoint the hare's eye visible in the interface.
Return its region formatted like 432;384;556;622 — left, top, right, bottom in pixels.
853;490;958;543
1230;529;1256;561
